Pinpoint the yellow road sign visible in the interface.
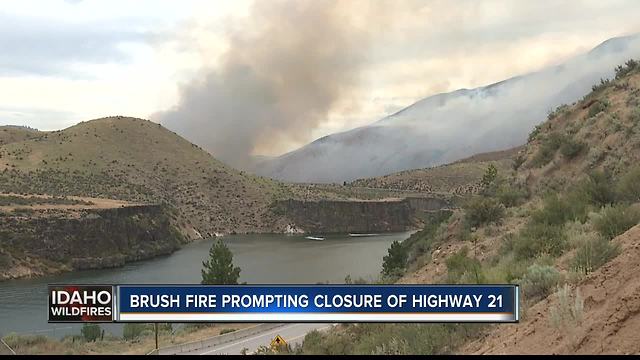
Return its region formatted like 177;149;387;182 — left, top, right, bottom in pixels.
270;334;287;350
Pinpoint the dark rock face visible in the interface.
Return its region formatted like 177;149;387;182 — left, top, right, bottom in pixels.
404;197;451;212
0;205;185;273
274;197;451;233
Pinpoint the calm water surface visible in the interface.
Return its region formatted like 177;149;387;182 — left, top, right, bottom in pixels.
0;232;410;338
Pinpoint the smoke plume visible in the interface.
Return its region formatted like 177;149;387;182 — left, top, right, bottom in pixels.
156;0;375;167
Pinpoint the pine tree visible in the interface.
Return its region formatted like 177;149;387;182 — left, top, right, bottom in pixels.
201;240;241;285
382;240;407;277
480;163;498;189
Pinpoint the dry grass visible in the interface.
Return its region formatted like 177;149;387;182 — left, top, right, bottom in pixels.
3;323;253;355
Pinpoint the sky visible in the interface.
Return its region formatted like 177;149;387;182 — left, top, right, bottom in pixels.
1;0;640;159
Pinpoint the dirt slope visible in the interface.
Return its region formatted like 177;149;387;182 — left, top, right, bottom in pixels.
464;224;640;355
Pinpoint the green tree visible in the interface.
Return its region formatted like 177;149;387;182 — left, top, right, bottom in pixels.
480;164;498;189
382;241;407;278
201;240;241;285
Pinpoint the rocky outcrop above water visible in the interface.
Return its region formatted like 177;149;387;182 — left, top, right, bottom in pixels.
273;197;451;233
0;205;185;280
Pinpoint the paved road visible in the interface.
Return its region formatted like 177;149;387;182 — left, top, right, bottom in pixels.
179;323;332;355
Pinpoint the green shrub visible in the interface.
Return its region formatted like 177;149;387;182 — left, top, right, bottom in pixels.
547;104;569;120
513;223;567;260
445;247;485;284
399;211;452;272
81;323;101;342
571;236;619;275
531;195;572;226
219;328;238;335
593;204;640;240
527;124;543;143
616;166;640;203
531;193;589;226
521;264;562;302
531;133;566;167
587;100;609;118
301;323;484;355
591;78;611;92
464;197;505;228
576;171;616;207
495;184;528;208
614;59;639;80
559;139;586;159
484;253;530;284
123;323;149;341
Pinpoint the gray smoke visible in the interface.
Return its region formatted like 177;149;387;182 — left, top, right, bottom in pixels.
156;0;375;168
254;34;640;183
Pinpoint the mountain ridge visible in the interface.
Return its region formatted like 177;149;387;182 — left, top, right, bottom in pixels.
251;33;640;183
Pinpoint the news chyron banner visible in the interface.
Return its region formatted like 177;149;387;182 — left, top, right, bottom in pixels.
49;285;114;323
49;284;519;323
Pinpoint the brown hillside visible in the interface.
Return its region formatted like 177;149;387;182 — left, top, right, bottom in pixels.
350;155;515;195
0;126;43;146
0;117;288;236
516;70;640;193
379;61;640;355
464;224;640;355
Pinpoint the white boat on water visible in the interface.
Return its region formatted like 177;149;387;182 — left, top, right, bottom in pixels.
349;233;380;237
305;236;325;241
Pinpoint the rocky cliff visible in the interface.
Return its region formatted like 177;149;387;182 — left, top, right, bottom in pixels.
274;197;451;233
0;204;186;280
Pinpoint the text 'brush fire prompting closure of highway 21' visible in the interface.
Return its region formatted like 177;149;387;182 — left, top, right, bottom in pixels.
48;284;519;323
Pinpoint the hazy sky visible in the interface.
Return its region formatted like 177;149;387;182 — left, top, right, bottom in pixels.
1;0;639;156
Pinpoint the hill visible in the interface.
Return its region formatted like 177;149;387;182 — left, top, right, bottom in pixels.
409;60;640;353
299;59;640;355
0;116;289;237
252;34;640;183
0;117;438;280
465;224;640;355
350;146;520;195
0;126;42;146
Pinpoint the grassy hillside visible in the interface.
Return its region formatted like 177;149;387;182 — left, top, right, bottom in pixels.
0;126;42;146
300;60;640;355
349;147;519;195
515;66;640;193
0;117;290;236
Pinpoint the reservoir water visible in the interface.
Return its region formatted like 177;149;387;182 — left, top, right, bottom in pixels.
0;232;410;338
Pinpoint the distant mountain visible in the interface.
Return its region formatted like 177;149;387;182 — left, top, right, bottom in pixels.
251;34;640;183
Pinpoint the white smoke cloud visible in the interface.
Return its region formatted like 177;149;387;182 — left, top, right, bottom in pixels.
255;34;640;182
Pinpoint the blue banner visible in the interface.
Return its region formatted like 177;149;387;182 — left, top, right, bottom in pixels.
116;285;518;323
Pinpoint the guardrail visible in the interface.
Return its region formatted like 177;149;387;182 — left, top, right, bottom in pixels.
1;338;16;355
155;323;286;355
